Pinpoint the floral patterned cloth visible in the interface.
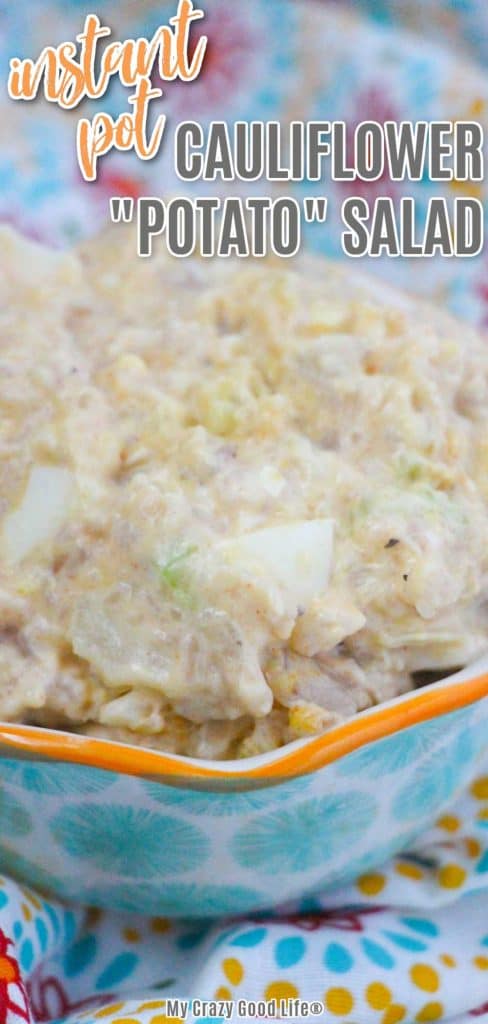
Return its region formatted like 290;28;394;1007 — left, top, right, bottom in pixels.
1;0;488;322
0;1;488;1021
0;766;486;1024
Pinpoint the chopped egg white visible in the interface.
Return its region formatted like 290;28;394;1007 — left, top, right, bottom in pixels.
221;519;334;617
2;465;74;563
0;224;487;760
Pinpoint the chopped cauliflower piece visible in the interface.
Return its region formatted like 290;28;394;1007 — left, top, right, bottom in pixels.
99;689;166;734
0;225;487;758
292;590;366;657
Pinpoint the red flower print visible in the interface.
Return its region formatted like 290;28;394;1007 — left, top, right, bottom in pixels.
28;967;112;1024
476;276;488;329
80;163;146;222
340;84;402;203
0;929;30;1024
154;3;262;118
94;170;145;202
310;906;384;932
248;907;383;932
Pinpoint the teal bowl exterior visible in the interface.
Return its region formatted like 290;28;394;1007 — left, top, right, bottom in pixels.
0;696;486;918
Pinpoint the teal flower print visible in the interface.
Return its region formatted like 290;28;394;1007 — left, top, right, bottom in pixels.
0;759;115;796
63;934;98;978
392;753;458;822
275;936;306;968
311;830;423;894
231;792;376;874
0;786;32;837
337;707;474;779
95;952;139;991
143;774;311;817
324;943;354;974
464;702;488;760
157;883;268;917
0;845;62;896
361;938;396;969
50;803;209;877
81;881;266;918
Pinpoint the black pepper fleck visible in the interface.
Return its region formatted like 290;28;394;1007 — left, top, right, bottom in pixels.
403;574;409;581
385;538;400;549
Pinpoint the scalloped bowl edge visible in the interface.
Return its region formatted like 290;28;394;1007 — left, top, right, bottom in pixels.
0;656;486;789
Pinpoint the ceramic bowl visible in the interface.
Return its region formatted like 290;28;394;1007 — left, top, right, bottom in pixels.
0;658;486;917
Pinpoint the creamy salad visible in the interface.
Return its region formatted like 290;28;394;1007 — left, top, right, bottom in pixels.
0;226;487;759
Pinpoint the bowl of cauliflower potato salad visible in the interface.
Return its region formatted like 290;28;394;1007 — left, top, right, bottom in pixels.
0;225;487;916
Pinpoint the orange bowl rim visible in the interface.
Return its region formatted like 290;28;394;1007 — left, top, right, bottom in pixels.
0;661;486;789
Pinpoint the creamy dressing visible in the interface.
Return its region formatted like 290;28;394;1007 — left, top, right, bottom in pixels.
0;225;487;758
